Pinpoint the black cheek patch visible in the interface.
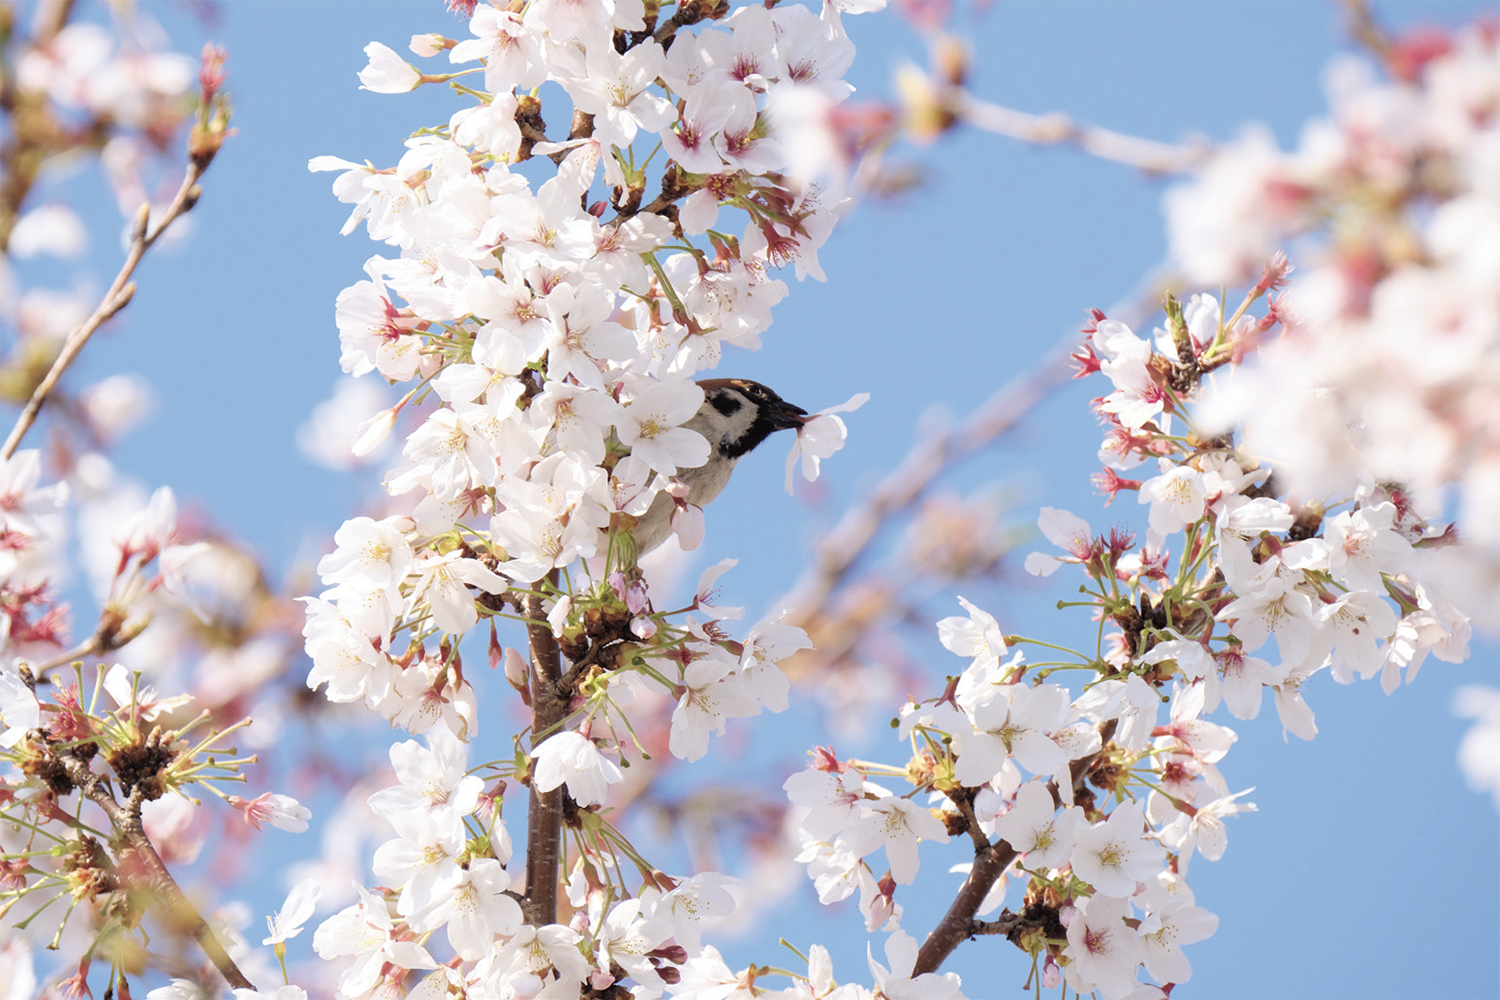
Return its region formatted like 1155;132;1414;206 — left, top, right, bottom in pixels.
721;412;784;460
709;392;743;417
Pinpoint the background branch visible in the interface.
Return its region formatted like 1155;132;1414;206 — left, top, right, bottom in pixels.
1;163;204;460
954;93;1212;176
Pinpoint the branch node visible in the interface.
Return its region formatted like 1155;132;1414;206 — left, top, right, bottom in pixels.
130;203;150;243
105;283;136;319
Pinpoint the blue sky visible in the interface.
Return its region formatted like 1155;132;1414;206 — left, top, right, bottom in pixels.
30;1;1499;997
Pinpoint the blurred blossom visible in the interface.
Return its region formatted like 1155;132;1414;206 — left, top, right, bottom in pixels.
1183;24;1500;620
1454;685;1500;812
79;374;153;443
142;795;207;866
16;21;193;124
9;204;87;258
297;376;396;469
16;287;89;341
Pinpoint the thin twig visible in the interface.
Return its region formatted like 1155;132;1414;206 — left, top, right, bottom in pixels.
954;92;1212;176
27;635;102;681
1;161;204;460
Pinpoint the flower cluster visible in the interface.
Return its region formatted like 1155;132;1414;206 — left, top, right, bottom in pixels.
302;0;872;732
298;728;893;1000
787;593;1228;999
0;469;310;989
787;250;1478;995
299;2;881;997
1163;23;1500;625
1161;22;1499;831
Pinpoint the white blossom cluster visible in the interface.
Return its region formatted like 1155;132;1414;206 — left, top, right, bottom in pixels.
296;2;887;998
285;725;922;1000
785;270;1477;998
1084;292;1471;706
787;595;1226;999
302;0;871;730
1163;24;1500;626
1163;21;1500;828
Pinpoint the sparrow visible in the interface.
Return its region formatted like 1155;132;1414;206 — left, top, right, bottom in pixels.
623;378;807;557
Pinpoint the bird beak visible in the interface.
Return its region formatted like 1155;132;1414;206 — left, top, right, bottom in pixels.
767;398;809;432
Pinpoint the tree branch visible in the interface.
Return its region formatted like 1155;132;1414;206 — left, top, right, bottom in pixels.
523;578;565;926
953;92;1212;176
912;720;1116;976
913;836;1019;977
970;911;1024;938
947;787;992;854
56;748;254;991
1;161;205;460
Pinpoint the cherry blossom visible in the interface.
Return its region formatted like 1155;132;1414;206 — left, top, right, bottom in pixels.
1070;801;1165;897
1063;894;1144;1000
992;780;1082;869
530;730;624;807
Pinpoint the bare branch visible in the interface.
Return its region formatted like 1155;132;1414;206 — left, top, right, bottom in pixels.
953;92;1212;176
913;837;1019;977
2;163;206;460
970;911;1024;937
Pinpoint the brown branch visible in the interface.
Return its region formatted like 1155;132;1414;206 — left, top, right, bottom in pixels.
913;836;1019;977
56;749;254;990
912;720;1116;976
568;109;595;144
947;787;991;854
523;578;565;926
1340;0;1391;65
1;162;205;460
550;634;625;702
970;911;1024;938
30;0;77;40
651;0;728;49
